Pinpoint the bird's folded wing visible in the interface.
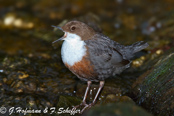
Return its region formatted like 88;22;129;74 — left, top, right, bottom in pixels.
84;34;130;77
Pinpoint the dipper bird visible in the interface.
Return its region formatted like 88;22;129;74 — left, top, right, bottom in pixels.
52;21;148;113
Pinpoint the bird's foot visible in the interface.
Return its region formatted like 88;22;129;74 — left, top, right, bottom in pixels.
72;102;95;114
72;102;87;111
80;102;94;113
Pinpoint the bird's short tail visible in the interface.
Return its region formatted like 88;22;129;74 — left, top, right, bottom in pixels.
123;41;149;59
130;41;149;53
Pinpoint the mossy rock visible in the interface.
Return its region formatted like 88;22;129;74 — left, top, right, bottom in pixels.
84;102;153;116
133;52;174;116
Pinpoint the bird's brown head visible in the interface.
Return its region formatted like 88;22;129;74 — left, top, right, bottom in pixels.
61;21;96;40
52;21;96;44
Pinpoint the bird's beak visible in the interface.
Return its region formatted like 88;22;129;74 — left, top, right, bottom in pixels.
52;37;64;44
52;25;66;44
52;25;64;32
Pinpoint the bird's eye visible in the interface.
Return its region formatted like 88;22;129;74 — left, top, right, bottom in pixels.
70;26;76;31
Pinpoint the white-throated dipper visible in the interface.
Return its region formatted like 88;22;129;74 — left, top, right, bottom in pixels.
52;21;148;113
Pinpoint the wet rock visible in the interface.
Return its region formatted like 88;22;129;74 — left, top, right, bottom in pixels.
83;102;153;116
132;52;174;116
102;94;134;105
57;95;81;108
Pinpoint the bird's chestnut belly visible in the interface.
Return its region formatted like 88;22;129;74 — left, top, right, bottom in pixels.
64;56;97;81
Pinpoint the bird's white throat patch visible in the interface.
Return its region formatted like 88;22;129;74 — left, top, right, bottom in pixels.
61;32;87;66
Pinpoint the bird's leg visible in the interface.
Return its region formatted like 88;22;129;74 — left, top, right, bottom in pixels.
81;81;92;105
92;81;105;104
80;81;105;113
72;81;91;110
